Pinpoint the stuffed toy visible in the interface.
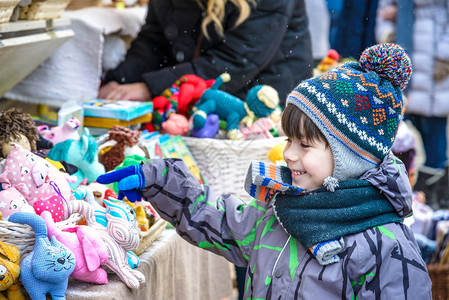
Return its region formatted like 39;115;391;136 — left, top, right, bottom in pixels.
192;73;280;140
37;118;81;146
0;144;71;221
314;49;340;76
68;199;145;289
0;181;35;220
161;113;189;136
41;210;109;284
0;241;24;300
84;182;117;208
98;126;145;172
47;131;105;189
0;108;40;159
9;212;75;300
267;141;287;166
190;114;219;138
44;158;79;184
240;117;275;140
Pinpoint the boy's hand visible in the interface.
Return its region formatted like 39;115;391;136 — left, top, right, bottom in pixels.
96;165;145;202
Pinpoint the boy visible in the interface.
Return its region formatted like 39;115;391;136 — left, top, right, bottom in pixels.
98;43;432;299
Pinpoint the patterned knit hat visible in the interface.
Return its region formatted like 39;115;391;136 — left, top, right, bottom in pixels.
286;43;413;181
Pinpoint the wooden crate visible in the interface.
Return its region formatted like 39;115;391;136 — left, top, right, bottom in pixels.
0;0;20;23
19;0;72;20
66;0;102;10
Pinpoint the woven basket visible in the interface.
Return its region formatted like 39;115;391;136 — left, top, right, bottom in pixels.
183;137;286;203
0;0;20;23
19;0;71;20
134;219;167;255
428;264;449;299
66;0;102;10
0;213;83;260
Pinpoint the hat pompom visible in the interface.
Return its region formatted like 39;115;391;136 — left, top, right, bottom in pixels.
359;43;412;90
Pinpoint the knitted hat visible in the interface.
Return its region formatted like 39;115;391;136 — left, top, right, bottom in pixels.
286;43;412;181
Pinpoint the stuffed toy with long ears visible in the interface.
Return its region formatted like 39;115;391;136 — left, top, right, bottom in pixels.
41;210;109;284
0;180;35;220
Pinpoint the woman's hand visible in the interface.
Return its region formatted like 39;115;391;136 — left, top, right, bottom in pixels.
98;82;151;101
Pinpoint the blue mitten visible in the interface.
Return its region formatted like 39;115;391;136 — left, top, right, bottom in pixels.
96;165;145;202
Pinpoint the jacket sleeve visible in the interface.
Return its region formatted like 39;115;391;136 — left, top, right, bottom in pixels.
140;158;268;267
142;0;295;97
104;0;169;85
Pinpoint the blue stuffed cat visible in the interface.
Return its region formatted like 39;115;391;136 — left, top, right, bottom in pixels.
9;212;75;300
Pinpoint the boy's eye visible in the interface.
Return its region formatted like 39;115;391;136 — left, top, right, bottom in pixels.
300;142;310;148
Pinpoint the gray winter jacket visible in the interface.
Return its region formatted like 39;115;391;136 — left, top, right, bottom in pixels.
141;156;432;299
376;0;449;117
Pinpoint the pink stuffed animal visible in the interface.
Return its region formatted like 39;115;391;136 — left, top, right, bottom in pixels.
41;210;109;284
240;117;275;140
0;182;35;220
69;199;145;289
37;118;81;146
161;113;189;136
0;144;71;221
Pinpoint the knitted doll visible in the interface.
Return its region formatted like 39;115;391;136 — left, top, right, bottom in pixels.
192;73;280;140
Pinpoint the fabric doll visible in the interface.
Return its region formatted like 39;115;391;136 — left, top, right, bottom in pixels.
0;241;24;300
161;113;189;136
191;73;280;140
0;180;35;220
40;210;109;284
0;144;71;221
0;108;39;158
9;212;75;300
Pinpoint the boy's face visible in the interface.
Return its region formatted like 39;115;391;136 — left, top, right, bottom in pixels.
283;137;334;191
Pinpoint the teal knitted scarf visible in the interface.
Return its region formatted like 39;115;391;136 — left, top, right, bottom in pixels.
273;179;402;249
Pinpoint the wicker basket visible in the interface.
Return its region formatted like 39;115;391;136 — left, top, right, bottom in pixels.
134;219;167;255
0;0;20;23
428;264;449;299
0;213;82;260
19;0;72;20
183;137;286;203
66;0;102;10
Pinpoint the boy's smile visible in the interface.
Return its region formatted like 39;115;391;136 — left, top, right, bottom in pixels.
283;137;334;191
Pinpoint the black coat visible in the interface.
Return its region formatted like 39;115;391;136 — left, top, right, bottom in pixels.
104;0;313;106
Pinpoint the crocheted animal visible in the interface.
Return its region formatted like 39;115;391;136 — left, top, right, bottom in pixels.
0;108;39;159
0;181;35;220
9;212;75;300
98;126;145;172
47;132;105;189
0;241;24;300
190;114;219;138
192;73;280;140
41;210;109;284
37;118;81;146
161;113;189;136
68;199;144;289
0;144;71;221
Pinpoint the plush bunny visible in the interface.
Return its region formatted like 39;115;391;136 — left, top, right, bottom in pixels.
68;199;145;289
0;241;24;300
41;210;109;284
192;73;280;140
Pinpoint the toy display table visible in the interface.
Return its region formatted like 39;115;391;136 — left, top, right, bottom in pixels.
63;229;234;300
